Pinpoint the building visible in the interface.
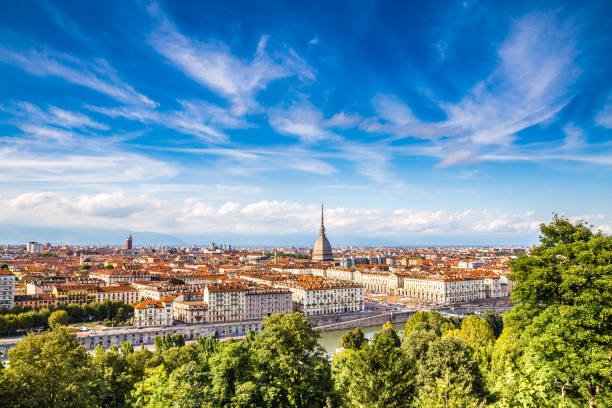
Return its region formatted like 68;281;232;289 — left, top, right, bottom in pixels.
26;242;44;254
52;284;98;305
286;279;364;316
125;234;132;250
0;270;16;309
400;276;486;303
312;205;333;262
244;287;293;319
13;294;56;309
133;298;173;327
339;255;388;268
204;283;248;322
89;270;150;285
173;293;208;324
96;286;139;304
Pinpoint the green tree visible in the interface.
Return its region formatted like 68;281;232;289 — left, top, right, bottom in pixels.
404;311;450;336
333;322;416;408
402;327;439;362
116;307;126;323
488;327;554;408
251;312;333;408
482;312;503;339
506;216;612;408
1;327;94;407
209;340;258;406
417;336;485;400
166;362;211;407
414;374;487;408
91;345;135;408
339;327;367;350
48;309;69;328
453;315;496;351
129;365;170;408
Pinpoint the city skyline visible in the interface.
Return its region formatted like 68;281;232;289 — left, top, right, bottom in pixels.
1;0;611;245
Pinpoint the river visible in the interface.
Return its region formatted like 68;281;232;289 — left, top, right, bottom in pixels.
317;322;405;355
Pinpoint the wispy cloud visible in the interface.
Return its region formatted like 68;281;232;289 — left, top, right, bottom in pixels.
1;101;108;130
147;2;314;116
325;111;362;128
595;94;612;128
88;100;249;143
268;101;338;143
363;12;582;168
0;46;156;107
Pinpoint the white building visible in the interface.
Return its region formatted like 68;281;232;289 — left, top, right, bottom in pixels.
173;294;208;324
284;280;364;316
96;286;139;304
204;283;248;322
133;298;174;327
26;242;43;254
400;277;486;303
0;270;16;309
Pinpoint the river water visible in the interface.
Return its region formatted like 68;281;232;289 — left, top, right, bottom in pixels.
317;322;405;355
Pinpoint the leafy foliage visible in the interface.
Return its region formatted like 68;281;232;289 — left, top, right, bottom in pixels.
505;216;612;407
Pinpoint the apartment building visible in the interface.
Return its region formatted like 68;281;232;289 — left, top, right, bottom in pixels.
13;294;56;309
0;270;15;309
173;293;208;324
400;276;486;303
283;279;364;316
203;283;248;322
244;287;293;319
133;298;174;327
96;286;139;304
89;270;150;285
52;284;98;305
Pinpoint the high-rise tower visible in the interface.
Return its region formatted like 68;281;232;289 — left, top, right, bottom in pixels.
312;204;333;262
125;234;132;250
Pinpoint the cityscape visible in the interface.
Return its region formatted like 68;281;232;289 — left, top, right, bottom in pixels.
0;0;610;407
1;206;520;357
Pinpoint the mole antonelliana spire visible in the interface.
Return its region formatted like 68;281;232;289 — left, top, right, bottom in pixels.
312;204;333;262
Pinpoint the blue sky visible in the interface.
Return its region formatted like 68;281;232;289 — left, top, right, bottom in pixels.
0;0;610;245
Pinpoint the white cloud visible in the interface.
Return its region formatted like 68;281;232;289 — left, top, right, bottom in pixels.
562;124;586;149
268;102;338;142
325;111;361;128
218;201;240;215
1;101;108;130
0;46;155;107
0;194;562;238
435;150;480;168
595;95;612;128
309;37;319;45
89;99;249;143
362;12;581;168
8;192;55;210
63;192;158;218
147;2;314;115
442;12;577;146
0;145;176;183
4;192;610;241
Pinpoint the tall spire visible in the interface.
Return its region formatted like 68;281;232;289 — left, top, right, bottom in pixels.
312;203;333;262
320;204;325;235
